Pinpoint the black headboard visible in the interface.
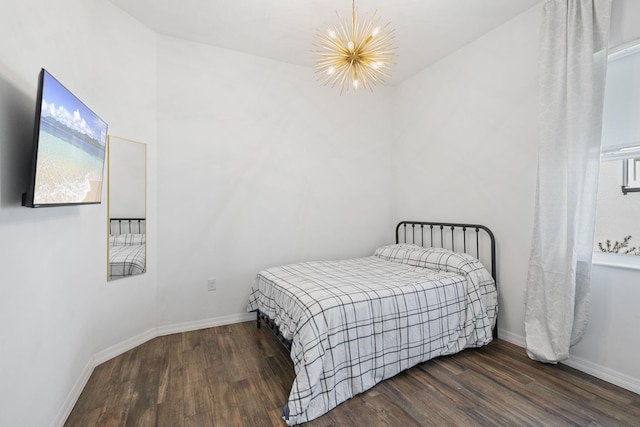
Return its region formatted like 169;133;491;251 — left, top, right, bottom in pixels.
110;218;146;236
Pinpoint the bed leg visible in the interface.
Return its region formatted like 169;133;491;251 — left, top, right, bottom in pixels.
256;311;261;329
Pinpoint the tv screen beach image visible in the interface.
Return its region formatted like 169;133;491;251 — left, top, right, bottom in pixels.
33;71;107;205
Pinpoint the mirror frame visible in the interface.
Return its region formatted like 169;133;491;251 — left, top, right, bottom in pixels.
107;135;147;281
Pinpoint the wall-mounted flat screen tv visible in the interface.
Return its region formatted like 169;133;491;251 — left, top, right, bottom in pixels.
22;69;108;208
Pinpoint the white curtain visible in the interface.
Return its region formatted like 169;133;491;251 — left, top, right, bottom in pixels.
525;0;611;363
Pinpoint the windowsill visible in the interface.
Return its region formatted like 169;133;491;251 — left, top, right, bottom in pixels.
592;252;640;271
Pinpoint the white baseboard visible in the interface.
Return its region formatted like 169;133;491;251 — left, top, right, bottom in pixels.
94;327;159;366
497;328;526;347
562;354;640;394
496;329;640;395
51;355;96;427
53;312;256;427
156;312;256;337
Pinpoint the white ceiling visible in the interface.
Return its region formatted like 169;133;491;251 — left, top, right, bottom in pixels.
108;0;540;84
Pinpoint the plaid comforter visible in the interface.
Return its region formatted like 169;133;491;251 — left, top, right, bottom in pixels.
109;234;146;279
247;244;497;425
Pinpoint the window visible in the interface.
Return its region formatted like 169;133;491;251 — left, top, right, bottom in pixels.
622;157;640;194
593;39;640;267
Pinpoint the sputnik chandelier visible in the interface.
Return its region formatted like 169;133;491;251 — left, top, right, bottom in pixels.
313;0;397;94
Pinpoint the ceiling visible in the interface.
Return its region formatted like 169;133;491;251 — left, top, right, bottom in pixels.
108;0;540;84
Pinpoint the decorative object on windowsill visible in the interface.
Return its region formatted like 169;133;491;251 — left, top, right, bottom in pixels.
313;0;397;94
598;235;640;255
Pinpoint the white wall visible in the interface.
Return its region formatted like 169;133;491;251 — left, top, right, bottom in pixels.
0;1;157;426
393;5;541;340
155;36;395;327
394;0;640;393
568;265;640;390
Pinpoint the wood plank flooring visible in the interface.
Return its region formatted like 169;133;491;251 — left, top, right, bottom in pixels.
65;321;640;426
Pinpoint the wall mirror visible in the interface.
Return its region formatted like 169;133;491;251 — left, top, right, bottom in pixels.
107;135;146;281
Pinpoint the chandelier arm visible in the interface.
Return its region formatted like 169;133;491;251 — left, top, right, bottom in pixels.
351;0;356;45
338;69;350;94
359;66;386;86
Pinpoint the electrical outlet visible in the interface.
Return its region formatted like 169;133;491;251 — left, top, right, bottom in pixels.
207;278;216;291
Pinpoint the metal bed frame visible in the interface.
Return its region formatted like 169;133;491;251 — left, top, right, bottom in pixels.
256;220;498;350
109;218;146;235
395;221;496;285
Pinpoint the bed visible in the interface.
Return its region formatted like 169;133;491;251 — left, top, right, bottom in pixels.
247;221;498;425
108;218;146;279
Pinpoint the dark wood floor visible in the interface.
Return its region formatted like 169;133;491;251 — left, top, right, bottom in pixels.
65;321;640;427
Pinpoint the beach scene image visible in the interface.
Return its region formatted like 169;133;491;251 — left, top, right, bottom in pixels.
33;71;107;205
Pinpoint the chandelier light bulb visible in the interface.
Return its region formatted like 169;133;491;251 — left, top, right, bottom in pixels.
312;0;397;94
